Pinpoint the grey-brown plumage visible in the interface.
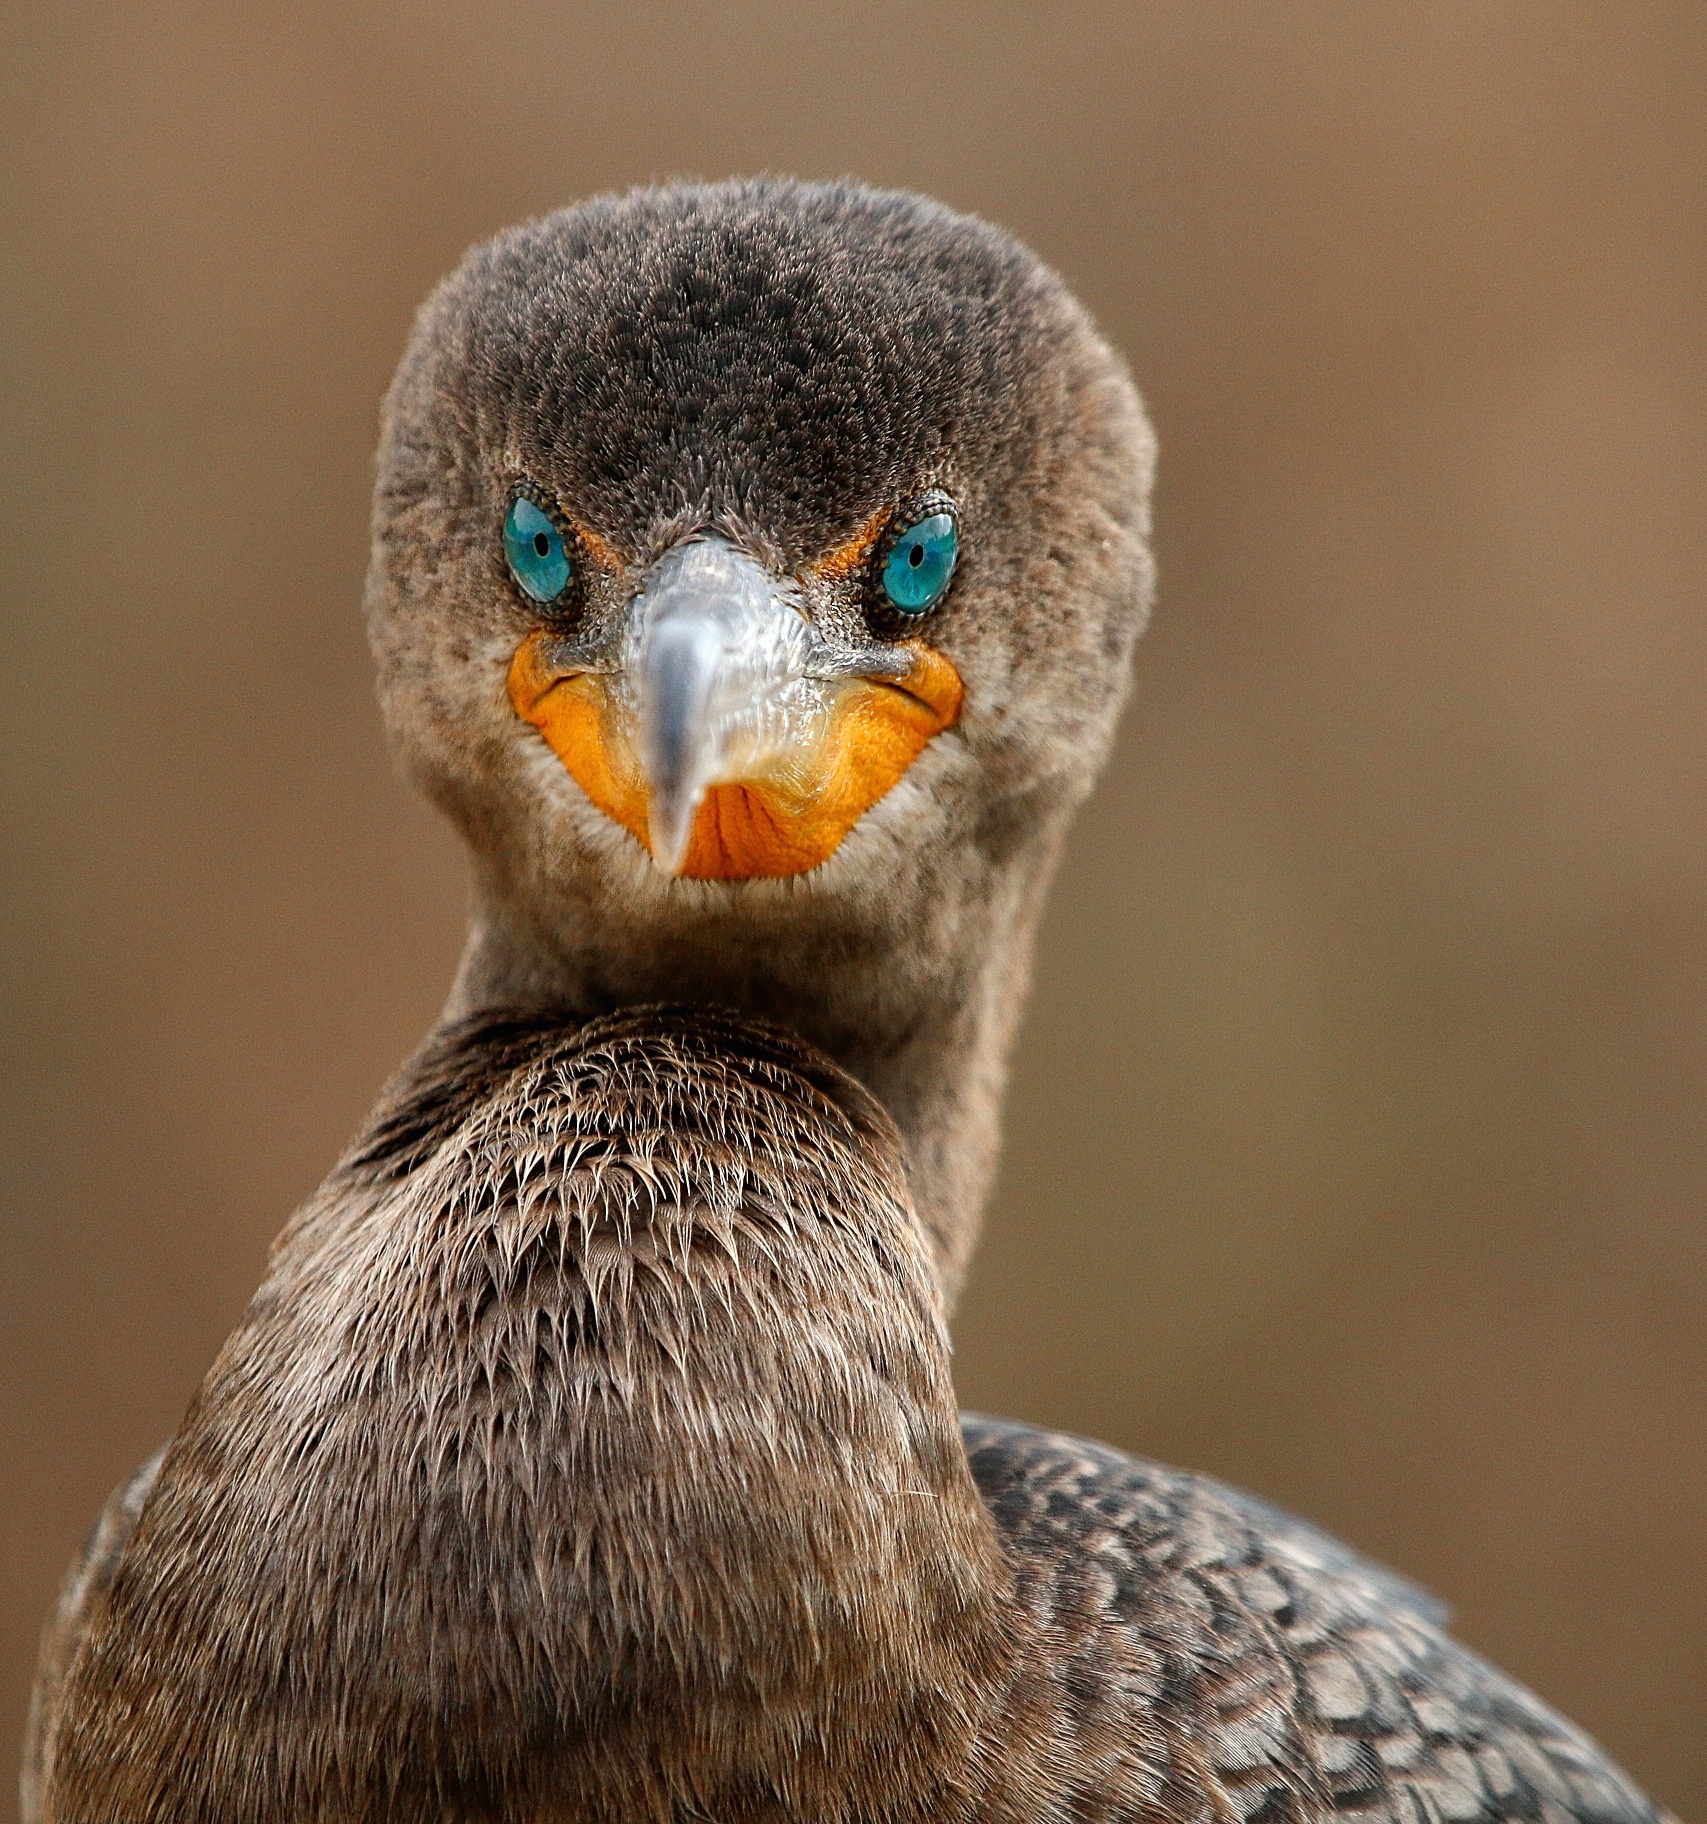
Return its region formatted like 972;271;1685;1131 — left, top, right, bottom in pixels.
26;179;1670;1823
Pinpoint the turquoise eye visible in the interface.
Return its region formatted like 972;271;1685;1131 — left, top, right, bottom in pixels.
881;511;958;615
503;495;572;604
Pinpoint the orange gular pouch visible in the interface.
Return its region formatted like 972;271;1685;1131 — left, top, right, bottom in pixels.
507;633;963;880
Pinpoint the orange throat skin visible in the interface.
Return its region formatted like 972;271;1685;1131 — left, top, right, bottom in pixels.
506;632;963;880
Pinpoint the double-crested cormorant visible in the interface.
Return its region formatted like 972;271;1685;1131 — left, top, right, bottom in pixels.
25;179;1670;1824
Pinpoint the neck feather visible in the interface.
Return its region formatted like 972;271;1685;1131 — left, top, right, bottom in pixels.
443;797;1072;1305
55;1011;1028;1823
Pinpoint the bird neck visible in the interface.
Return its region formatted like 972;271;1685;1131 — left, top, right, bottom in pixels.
56;1012;1037;1822
443;809;1069;1307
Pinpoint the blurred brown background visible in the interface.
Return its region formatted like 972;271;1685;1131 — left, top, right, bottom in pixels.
3;1;1704;1812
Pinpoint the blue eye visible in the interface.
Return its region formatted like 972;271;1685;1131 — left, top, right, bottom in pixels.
881;511;958;615
503;495;572;604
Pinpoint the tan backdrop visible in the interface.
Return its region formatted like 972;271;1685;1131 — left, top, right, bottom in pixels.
3;2;1703;1812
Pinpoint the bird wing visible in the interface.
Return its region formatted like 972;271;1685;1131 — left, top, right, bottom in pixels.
961;1414;1672;1824
22;1448;165;1824
1197;1474;1452;1631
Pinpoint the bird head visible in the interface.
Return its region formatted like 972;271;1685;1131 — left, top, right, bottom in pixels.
367;179;1153;980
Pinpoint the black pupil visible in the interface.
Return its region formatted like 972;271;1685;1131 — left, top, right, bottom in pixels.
908;542;925;567
533;532;552;558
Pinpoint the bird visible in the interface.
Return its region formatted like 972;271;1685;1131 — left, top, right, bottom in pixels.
24;178;1671;1824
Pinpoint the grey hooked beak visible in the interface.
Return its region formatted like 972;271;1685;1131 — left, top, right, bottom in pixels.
627;540;816;872
506;530;960;882
620;537;899;874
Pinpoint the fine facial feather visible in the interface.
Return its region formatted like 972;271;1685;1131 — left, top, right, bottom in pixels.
368;177;1157;1302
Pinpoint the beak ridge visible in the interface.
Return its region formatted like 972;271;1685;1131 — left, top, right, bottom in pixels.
625;537;821;876
637;609;725;875
507;532;963;880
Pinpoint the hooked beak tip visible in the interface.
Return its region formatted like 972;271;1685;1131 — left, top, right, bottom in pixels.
646;793;699;877
505;533;960;882
637;608;723;877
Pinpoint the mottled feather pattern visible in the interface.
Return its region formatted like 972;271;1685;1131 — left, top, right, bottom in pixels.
963;1418;1672;1824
